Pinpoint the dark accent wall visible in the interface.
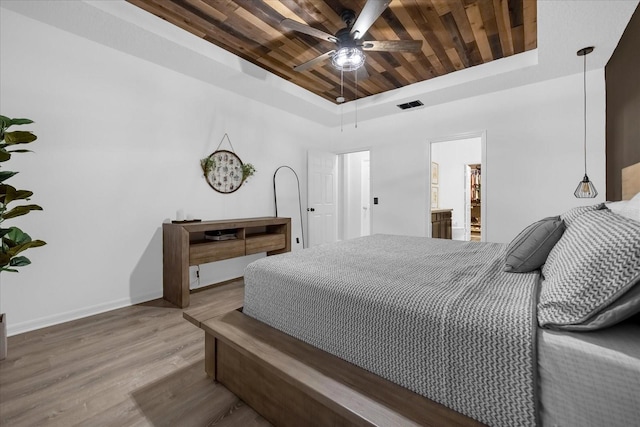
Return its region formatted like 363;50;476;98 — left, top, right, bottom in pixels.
606;3;640;201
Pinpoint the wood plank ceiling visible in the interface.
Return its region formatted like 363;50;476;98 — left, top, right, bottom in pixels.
127;0;537;103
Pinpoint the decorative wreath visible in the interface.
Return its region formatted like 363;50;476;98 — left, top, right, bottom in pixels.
200;134;255;194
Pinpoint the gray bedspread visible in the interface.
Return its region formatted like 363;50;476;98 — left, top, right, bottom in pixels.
244;234;540;426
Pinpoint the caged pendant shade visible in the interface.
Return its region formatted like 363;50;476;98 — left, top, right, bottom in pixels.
574;46;598;198
575;175;598;198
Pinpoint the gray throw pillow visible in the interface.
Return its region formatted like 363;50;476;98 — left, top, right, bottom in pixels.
504;216;566;273
539;209;640;330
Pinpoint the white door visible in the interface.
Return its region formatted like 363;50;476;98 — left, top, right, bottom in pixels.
308;150;338;247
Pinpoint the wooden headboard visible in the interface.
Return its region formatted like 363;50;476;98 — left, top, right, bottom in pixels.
622;162;640;200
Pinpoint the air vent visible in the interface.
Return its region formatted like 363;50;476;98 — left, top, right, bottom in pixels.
397;100;424;110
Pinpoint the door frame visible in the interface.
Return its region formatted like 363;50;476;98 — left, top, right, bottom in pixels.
427;131;487;241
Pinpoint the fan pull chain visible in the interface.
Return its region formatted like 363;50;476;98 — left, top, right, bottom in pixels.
340;69;344;132
355;68;358;128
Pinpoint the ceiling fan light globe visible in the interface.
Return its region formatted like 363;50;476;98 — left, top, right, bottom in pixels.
332;47;365;71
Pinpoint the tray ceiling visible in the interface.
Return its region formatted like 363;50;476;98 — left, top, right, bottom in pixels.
127;0;537;103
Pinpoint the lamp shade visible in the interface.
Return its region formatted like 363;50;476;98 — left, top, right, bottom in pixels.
574;175;598;198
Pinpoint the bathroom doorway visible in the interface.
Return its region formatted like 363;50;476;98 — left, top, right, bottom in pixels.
430;135;484;241
339;150;371;240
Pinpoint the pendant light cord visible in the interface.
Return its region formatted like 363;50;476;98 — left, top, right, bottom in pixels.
583;52;587;176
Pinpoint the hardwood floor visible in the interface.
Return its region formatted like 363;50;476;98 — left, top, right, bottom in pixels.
0;280;271;427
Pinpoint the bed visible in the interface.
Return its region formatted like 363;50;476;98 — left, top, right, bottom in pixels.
244;235;539;426
204;162;640;426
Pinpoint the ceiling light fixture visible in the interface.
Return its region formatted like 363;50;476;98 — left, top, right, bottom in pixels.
574;46;598;199
331;47;365;71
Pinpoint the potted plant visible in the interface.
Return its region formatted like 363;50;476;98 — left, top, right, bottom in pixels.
0;115;46;360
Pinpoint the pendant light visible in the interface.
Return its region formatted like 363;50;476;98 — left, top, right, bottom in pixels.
574;46;598;198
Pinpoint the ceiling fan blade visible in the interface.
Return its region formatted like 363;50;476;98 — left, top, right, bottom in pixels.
281;19;337;43
293;50;336;72
362;40;423;52
356;64;370;81
350;0;391;40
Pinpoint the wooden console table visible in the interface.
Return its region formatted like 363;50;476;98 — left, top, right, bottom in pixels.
163;216;291;308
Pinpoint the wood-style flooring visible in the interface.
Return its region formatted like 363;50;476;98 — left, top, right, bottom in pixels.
0;280;271;427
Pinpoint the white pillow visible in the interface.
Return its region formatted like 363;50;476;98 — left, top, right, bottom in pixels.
620;192;640;223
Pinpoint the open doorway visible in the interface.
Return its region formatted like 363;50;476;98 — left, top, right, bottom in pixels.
339;151;371;240
430;136;484;241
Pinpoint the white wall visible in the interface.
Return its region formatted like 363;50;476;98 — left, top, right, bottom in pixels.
431;137;482;236
0;9;327;335
330;70;606;243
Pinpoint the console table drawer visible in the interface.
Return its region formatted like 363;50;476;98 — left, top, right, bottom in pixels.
246;234;286;255
190;240;245;265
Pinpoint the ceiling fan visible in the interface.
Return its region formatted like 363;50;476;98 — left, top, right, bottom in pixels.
280;0;423;80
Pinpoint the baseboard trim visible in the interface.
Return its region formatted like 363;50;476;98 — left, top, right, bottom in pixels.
6;291;161;336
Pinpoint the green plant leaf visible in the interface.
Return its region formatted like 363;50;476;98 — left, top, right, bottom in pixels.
2;227;46;250
10;118;34;126
2;237;17;248
2;240;46;257
14;240;45;255
0;116;42;273
3;226;28;247
0;116;10;129
9;256;31;267
0;171;18;183
4;131;37;144
0;184;33;205
2;204;43;219
5;226;30;245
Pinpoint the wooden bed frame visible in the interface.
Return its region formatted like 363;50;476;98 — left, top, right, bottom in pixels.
186;161;640;427
200;309;482;427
